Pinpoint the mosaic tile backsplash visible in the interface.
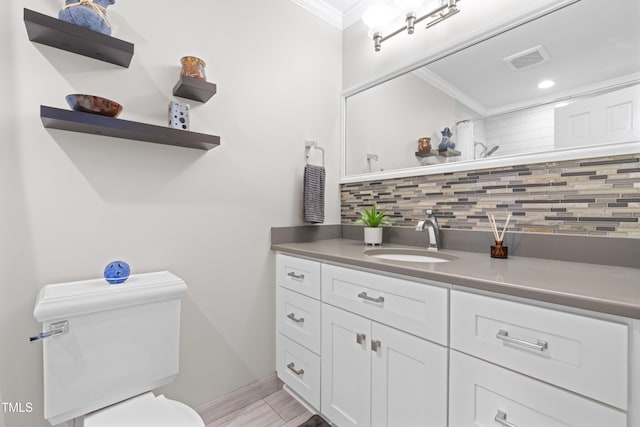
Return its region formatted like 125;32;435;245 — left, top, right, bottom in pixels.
341;154;640;237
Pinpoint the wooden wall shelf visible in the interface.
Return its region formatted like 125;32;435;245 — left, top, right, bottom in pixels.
24;8;134;68
172;76;217;103
41;106;220;151
438;148;461;157
415;151;435;158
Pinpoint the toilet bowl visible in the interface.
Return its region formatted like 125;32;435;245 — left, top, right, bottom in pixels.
84;392;204;427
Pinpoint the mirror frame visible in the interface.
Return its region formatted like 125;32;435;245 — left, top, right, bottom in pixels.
340;0;640;184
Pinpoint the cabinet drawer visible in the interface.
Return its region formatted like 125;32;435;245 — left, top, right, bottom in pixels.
450;290;628;409
277;286;321;355
449;351;626;427
276;333;321;410
276;254;321;299
321;264;448;345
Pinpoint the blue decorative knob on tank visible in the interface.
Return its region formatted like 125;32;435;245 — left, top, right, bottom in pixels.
104;261;130;284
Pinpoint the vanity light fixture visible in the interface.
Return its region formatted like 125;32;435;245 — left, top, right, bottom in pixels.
363;0;462;52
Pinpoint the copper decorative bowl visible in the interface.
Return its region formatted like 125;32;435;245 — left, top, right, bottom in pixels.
65;94;123;118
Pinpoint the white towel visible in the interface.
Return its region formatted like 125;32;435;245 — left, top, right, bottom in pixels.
303;164;325;224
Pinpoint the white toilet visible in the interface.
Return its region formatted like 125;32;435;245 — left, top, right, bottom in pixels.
33;271;205;427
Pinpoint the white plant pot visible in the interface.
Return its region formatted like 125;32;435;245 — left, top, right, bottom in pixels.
364;227;383;245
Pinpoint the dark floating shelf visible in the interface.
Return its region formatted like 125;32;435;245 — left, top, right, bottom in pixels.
24;8;134;68
415;150;435;158
437;148;461;157
172;76;217;103
41;106;220;151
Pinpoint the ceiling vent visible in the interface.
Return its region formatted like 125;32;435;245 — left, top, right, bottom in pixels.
502;45;550;71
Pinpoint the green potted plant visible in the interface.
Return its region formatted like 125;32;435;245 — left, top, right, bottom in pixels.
355;204;391;245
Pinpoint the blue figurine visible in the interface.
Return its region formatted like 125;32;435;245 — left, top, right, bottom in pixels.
438;127;456;151
104;261;130;284
58;0;116;36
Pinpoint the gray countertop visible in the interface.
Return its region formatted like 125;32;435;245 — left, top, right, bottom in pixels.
272;239;640;319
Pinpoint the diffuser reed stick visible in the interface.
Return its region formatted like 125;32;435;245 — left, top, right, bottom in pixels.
488;213;511;243
499;214;512;242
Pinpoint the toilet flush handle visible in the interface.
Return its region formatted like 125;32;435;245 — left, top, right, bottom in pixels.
29;320;69;343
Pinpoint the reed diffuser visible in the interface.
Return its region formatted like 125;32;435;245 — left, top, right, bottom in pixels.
488;213;512;258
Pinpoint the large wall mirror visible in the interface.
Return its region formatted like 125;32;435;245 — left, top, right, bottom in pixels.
342;0;640;182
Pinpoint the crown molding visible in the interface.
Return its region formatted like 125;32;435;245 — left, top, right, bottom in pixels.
290;0;343;29
342;1;369;29
412;67;488;116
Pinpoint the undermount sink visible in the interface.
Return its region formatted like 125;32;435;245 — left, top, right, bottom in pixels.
363;247;458;263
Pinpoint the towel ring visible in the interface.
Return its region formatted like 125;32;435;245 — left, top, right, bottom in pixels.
305;141;325;166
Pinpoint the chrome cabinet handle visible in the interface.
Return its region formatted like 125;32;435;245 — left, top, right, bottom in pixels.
29;320;68;343
496;329;548;352
356;333;366;345
357;292;384;304
287;362;304;376
287;313;304;324
371;340;381;352
287;271;305;280
495;410;518;427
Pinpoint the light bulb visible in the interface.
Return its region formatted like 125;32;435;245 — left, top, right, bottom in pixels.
362;3;395;33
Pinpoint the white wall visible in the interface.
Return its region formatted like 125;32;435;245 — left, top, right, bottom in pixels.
0;1;341;426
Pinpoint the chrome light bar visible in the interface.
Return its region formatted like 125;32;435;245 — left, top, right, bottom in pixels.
370;0;462;52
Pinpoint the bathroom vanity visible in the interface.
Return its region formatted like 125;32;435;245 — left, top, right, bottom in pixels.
272;237;639;427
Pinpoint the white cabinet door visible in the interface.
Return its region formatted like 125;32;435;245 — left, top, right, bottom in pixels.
276;254;321;299
321;303;371;427
276;286;321;354
449;350;627;427
450;290;628;409
276;333;321;409
371;322;448;427
322;264;448;345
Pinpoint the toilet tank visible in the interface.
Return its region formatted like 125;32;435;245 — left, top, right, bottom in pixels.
33;271;187;426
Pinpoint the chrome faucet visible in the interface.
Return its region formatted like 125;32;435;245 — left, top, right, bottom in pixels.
416;210;440;252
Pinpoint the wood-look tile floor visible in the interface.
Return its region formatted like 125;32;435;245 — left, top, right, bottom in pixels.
199;387;313;427
197;381;313;427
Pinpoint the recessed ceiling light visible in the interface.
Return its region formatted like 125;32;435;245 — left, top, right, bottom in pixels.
538;79;555;89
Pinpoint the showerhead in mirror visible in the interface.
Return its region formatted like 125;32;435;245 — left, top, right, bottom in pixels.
474;142;500;159
485;145;500;157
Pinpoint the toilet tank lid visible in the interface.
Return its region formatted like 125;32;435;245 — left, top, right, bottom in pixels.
34;271;187;322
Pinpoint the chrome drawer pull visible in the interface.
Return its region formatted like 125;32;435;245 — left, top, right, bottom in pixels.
495;410;518;427
287;271;305;280
356;333;366;345
287;362;304;376
496;329;548;352
287;313;304;324
357;291;384;304
371;340;381;352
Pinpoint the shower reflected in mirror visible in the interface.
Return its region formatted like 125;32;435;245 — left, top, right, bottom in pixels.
474;142;500;159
